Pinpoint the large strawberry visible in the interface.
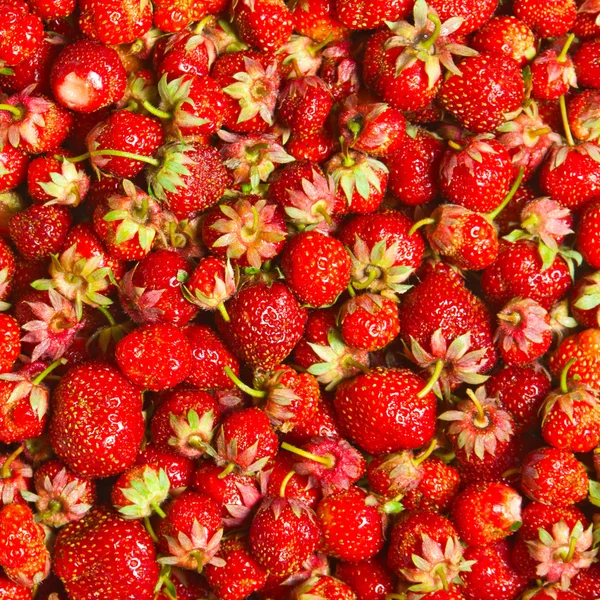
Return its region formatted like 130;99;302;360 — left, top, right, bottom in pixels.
232;0;293;53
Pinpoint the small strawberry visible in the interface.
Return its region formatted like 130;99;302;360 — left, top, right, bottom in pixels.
115;322;192;391
50;40;127;113
0;313;20;373
568;89;600;142
152;0;194;32
292;576;356;600
318;41;360;103
291;0;350;42
513;0;577;38
278;77;332;137
137;445;195;494
0;144;29;194
232;0;293;53
0;447;32;505
49;361;145;478
549;328;600;390
531;38;578;101
155;30;217;81
53;506;159;599
576;198;600;269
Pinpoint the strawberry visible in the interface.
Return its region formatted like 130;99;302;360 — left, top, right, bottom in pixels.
53;506;159;599
0;237;14;309
249;496;322;577
78;0;153;45
570;271;600;327
120;249;197;327
439;54;525;133
334;367;437;455
215;280;308;370
115;322;192;391
22;458;95;527
0;0;44;68
154;568;211;600
193;461;261;527
0;503;50;588
577;199;600;268
439;136;513;213
0;575;32;599
338;293;399;351
49;361;145;478
427;0;497;34
335;557;395;600
513;0;577;38
335;0;412;29
0;144;29;193
27;154;89;207
155;30;217;81
211;407;278;476
281;230;351;307
291;0;350;42
50;40;127;113
568;89;600;142
450;482;522;547
0;314;20;373
470;16;537;67
461;541;528;600
531;44;578;101
152;0;194;32
287;127;337;163
278;77;332;137
318;486;384;562
318;41;360;103
386;126;445;205
292;576;356;599
550;326;600;389
574;40;600;89
156;490;224;571
136;445;195;494
204;537;268;600
232;0;293;53
202;196;287;270
87;110;165;179
521;446;588;506
150;388;220;459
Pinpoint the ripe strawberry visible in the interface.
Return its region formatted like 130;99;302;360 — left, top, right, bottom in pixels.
155;30;217;81
211;407;278;476
0;575;32;599
0;314;21;373
193;461;261;528
232;0;293;53
202;196;287;270
521;446;588;506
78;0;153;45
513;0;577;38
53;506;159;599
338;293;399;351
439;54;525;133
136;445;195;494
216;280;308;370
27;154;89;207
0;144;29;193
287;127;337;163
51;40;127;113
531;45;578;101
470;16;537;66
154;568;211;600
335;0;411;29
335;557;395;600
292;576;356;599
22;458;95;528
570;271;600;327
49;361;145;478
0;237;14;307
87;110;165;179
0;0;44;67
291;0;350;41
278;77;332;137
334;367;437;455
115;322;192;391
574;40;600;88
318;486;383;562
249;497;321;577
576;198;600;268
423;205;499;271
427;0;497;34
386;126;445;205
549;328;600;389
152;0;194;32
204;537;268;600
0;503;50;588
568;89;600;142
318;41;360;102
150;388;220;459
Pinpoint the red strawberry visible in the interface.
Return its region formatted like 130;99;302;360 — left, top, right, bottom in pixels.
335;557;395;600
278;77;332;137
291;0;350;41
318;486;383;563
155;30;217;81
573;40;600;89
570;271;600;327
49;361;145;478
27;154;89;207
0;448;32;505
513;0;577;38
51;40;127;113
0;237;14;308
0;574;32;599
568;89;600;142
232;0;293;53
292;576;356;599
521;446;588;506
154;568;211;600
427;0;497;34
531;43;578;101
215;280;308;370
156;490;224;572
318;41;360;103
249;496;322;577
53;506;159;600
470;16;537;67
23;458;95;528
152;0;194;32
204;537;268;600
0;314;20;373
439;54;525;133
0;144;29;193
287;127;337;163
549;328;600;390
0;0;44;67
576;198;600;268
115;322;192;391
334;367;437;456
335;0;411;29
0;503;50;588
136;445;195;494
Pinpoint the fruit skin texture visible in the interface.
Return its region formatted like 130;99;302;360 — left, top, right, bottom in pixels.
576;198;600;269
216;280;308;371
549;328;600;390
0;574;32;599
335;557;395;600
0;314;20;373
49;361;145;478
53;506;159;600
334;367;436;456
513;0;577;38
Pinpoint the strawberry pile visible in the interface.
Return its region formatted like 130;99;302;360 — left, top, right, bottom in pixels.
1;0;600;598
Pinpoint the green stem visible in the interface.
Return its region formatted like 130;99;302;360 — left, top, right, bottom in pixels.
486;166;525;221
466;388;488;428
151;503;166;519
412;438;438;467
434;563;449;591
352;268;378;290
347;283;356;298
90;149;160;166
557;33;575;63
447;140;463;151
98;305;116;327
281;442;334;468
0;446;23;479
191;550;205;573
343;357;370;373
217;302;230;323
39;500;62;521
560;357;577;394
223;366;265;398
421;13;442;50
520;215;538;230
417;359;443;398
61;152;90;163
315;205;333;227
218;462;236;479
144;515;158;542
142;100;172;121
32;358;67;386
559;94;575;147
279;469;296;498
194;15;214;33
0;68;13;76
408;218;436;236
0;103;23;118
530;127;551;137
564;527;580;562
309;33;333;56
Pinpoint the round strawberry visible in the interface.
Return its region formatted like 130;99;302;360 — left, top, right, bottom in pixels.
0;0;44;67
335;557;395;600
0;314;21;373
576;198;600;268
513;0;577;38
0;144;29;194
549;327;600;390
574;40;600;88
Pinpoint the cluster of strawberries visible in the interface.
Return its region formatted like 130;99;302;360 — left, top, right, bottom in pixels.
1;0;600;598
